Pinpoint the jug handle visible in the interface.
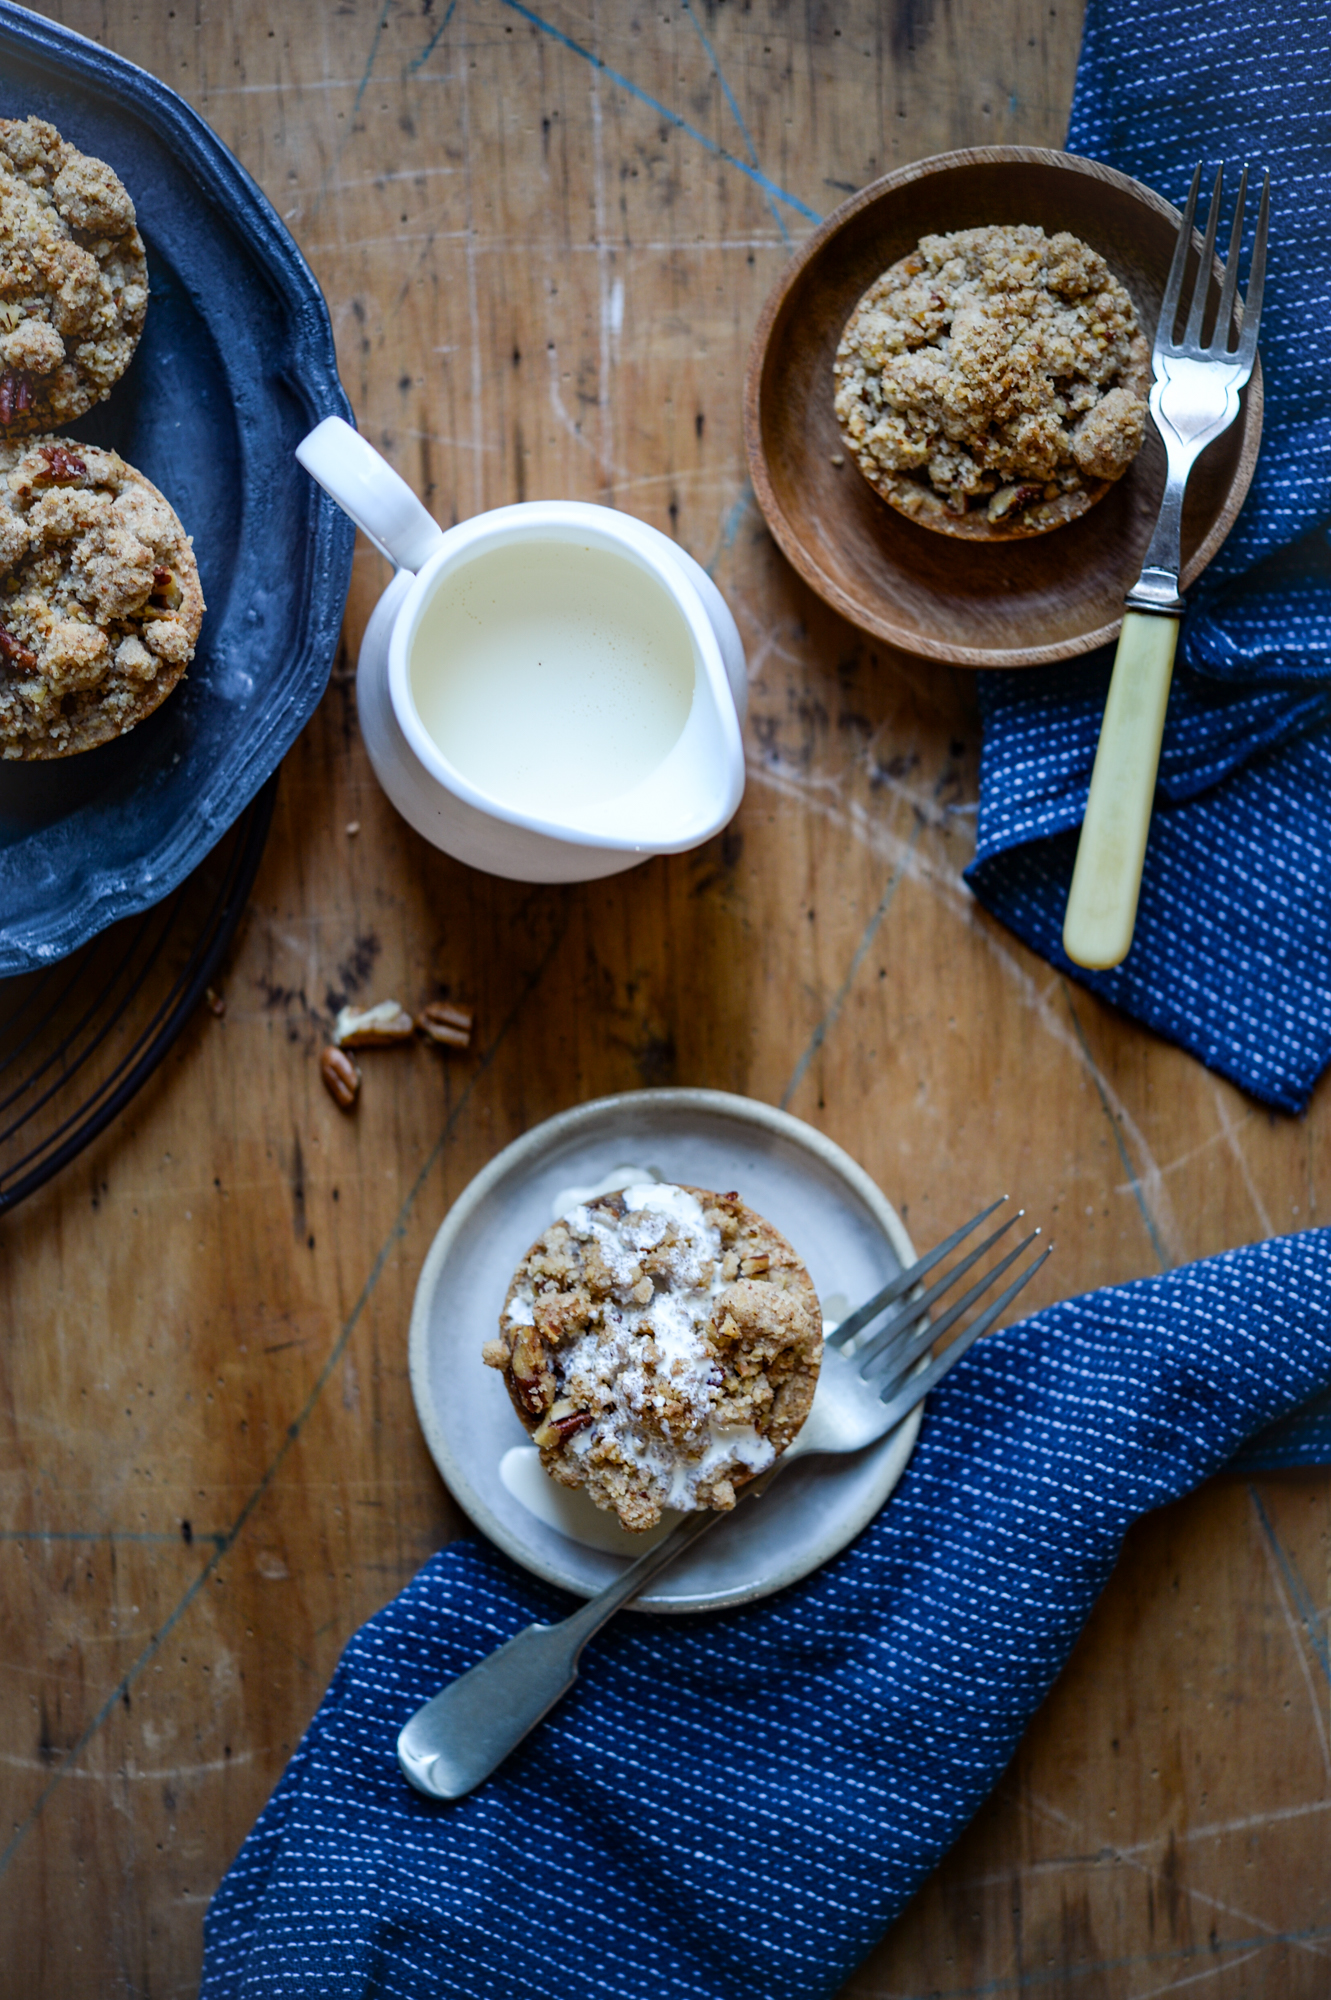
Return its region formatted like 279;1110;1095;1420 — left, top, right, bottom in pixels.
296;416;445;573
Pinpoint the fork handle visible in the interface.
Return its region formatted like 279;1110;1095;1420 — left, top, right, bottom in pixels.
396;1510;720;1800
1062;611;1179;971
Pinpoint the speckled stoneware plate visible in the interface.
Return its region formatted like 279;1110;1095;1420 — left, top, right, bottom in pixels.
409;1088;922;1613
0;3;353;974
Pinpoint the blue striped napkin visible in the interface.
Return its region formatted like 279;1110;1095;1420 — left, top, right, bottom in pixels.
966;0;1331;1116
201;1228;1331;1999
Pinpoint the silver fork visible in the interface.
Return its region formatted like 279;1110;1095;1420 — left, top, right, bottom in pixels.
1063;164;1269;971
397;1199;1051;1800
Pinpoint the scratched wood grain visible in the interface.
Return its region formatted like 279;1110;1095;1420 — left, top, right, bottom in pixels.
2;2;1329;1995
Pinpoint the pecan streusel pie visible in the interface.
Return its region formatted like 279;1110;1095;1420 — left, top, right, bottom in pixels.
484;1183;823;1532
0;437;204;759
0;116;148;434
833;224;1150;539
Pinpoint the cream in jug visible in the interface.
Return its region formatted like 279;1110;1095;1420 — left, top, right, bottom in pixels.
409;539;696;818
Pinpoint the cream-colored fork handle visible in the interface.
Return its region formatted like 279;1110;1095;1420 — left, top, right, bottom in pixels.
1062;612;1180;971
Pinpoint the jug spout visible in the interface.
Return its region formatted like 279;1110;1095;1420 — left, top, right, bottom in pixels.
297;416;445;573
555;663;745;852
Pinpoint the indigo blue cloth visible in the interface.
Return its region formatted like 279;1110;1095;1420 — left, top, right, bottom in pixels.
966;0;1331;1113
201;1228;1331;2000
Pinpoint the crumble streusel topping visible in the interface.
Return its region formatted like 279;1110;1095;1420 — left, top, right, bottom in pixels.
0;116;148;434
0;437;204;759
833;224;1149;536
484;1183;823;1532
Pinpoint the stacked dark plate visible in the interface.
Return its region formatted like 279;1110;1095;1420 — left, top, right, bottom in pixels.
0;3;353;1205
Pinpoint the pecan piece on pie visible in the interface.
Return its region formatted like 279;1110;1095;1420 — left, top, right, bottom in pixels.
37;442;86;483
532;1402;595;1449
508;1327;554;1418
0;371;32;427
0;626;37;672
987;481;1047;524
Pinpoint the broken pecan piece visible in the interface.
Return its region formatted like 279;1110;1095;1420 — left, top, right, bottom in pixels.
416;999;473;1048
149;564;183;609
986;481;1045;524
0;626;37;672
332;999;415;1047
0;370;32;425
38;443;86;483
508;1328;553;1417
533;1403;594;1449
319;1044;361;1110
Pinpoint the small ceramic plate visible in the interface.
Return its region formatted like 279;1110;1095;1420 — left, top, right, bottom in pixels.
409;1088;921;1613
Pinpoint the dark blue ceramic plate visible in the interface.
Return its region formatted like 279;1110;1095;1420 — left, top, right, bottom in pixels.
0;3;354;974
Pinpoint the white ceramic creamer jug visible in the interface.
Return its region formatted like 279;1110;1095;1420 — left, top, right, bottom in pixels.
297;418;747;884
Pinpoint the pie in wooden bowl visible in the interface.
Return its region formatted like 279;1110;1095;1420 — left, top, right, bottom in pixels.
833;223;1151;541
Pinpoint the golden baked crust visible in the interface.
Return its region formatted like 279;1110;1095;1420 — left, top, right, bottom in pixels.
483;1184;823;1532
0;437;204;760
0;117;148;434
833;225;1150;540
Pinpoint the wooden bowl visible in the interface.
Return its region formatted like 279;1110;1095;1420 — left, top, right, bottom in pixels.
744;147;1263;669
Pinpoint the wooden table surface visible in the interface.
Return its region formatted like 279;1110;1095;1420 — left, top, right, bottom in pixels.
4;3;1330;1994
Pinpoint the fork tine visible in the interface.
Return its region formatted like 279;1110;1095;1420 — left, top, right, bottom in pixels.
826;1196;1007;1349
848;1214;1022;1371
1236;169;1270;369
872;1246;1054;1432
861;1229;1040;1384
1157;162;1202;351
1212;164;1248;352
1183;164;1224;348
862;1232;1041;1391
